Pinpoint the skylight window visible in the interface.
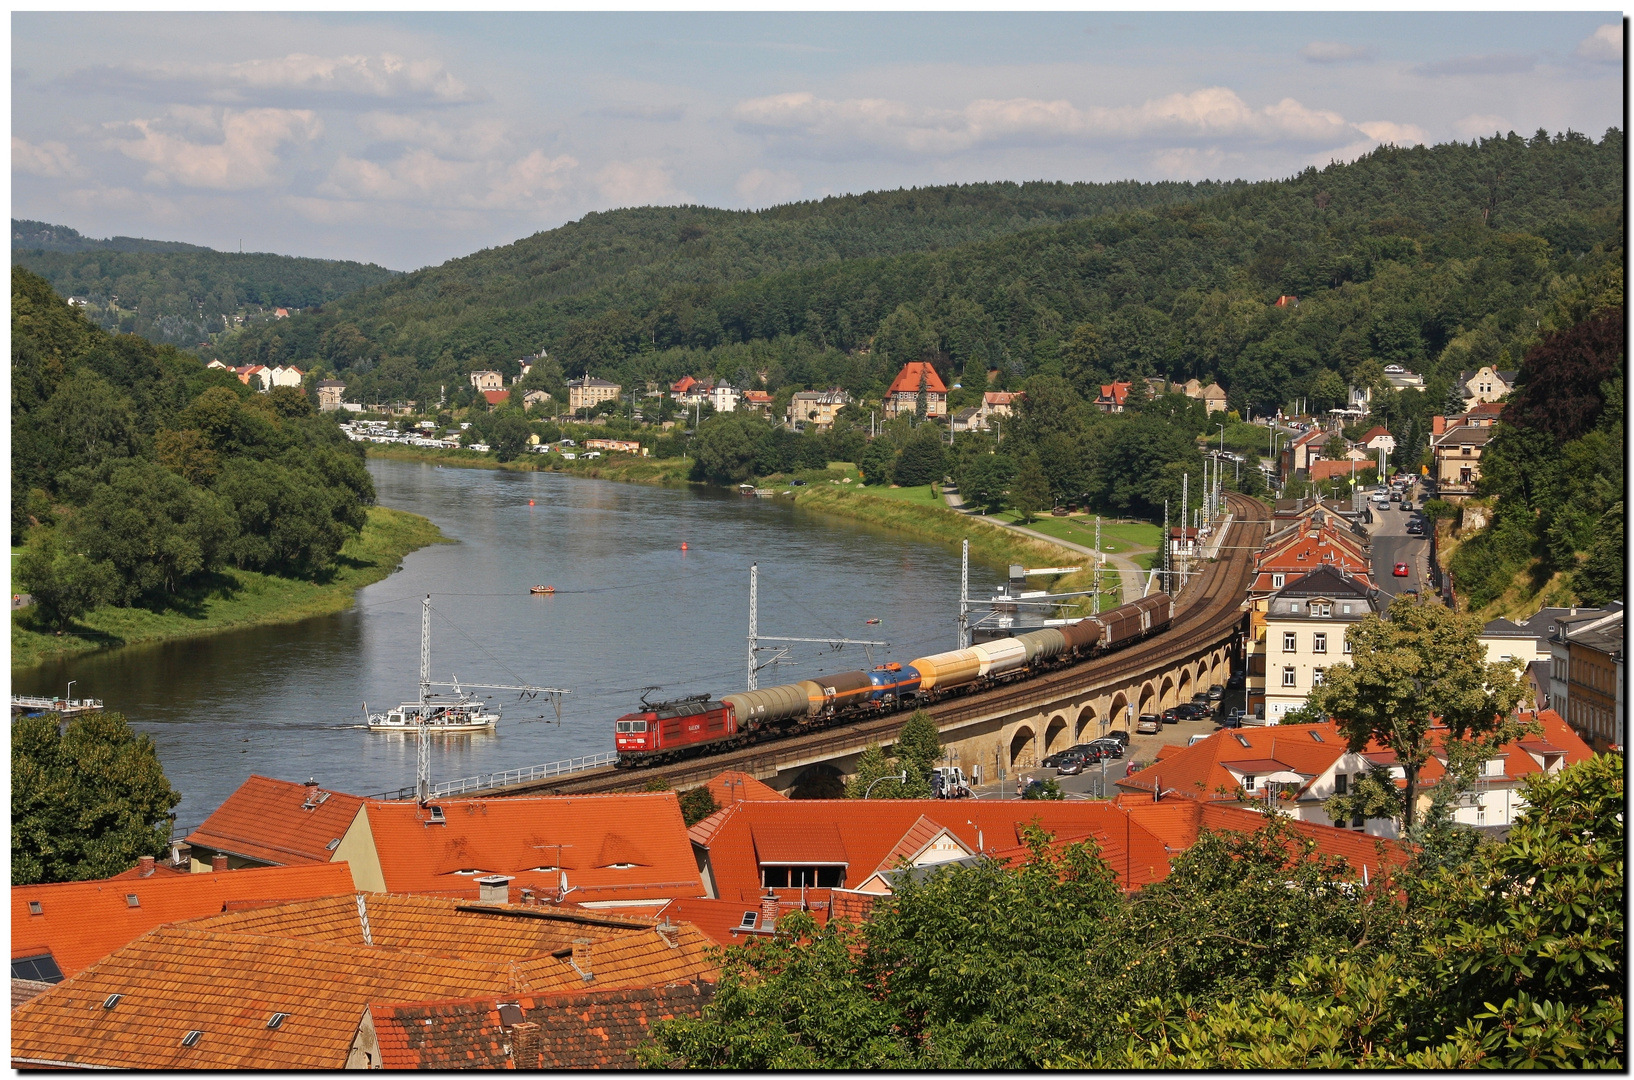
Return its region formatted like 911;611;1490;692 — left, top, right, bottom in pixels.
1309;731;1325;743
27;901;41;915
126;894;140;908
181;1030;203;1048
739;912;759;929
1234;734;1251;748
11;954;63;984
103;994;123;1010
267;1013;290;1030
326;838;341;851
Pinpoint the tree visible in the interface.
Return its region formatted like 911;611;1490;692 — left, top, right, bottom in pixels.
1322;434;1348;460
894;711;943;787
15;527;120;630
845;739;930;799
1304;595;1527;830
892;426;946;487
12;711;182;884
1060;322;1105;397
690;413;770;484
679;785;719;826
959;453;1015;513
70;460;238;603
857;438;896;486
489;411;533;462
1009;454;1052;522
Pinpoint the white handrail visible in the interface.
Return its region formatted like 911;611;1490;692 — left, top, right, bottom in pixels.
369;751;618;800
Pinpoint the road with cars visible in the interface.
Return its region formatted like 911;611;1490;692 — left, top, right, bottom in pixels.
1367;479;1433;602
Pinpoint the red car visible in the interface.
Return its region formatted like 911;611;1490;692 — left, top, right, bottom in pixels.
1393;562;1411;577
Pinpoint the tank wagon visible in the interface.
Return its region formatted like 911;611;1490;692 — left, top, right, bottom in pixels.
614;593;1175;766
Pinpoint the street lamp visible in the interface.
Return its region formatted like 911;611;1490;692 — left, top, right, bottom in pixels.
864;772;907;799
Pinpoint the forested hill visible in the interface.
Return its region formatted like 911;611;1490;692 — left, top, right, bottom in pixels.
219;129;1621;417
12;221;399;351
214;179;1241;371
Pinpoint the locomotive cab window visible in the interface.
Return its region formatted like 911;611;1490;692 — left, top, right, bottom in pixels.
615;720;649;733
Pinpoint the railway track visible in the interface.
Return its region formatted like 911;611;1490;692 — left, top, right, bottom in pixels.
499;493;1270;796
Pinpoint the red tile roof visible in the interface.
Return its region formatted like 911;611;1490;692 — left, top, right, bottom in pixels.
1308;459;1368;483
654;896;828;947
1361;426;1392;442
1097;381;1131;406
11;862;356;978
1115;800;1407;881
483;389;511;406
522;982;712;1069
701;769;784;806
370;998;512;1070
186;775;365;866
1115;722;1350;803
886;361;948;396
360;794;705;905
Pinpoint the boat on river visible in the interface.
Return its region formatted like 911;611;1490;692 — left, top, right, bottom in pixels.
530;585;555;594
366;695;498;733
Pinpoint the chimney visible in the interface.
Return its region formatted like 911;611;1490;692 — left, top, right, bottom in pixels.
509;1022;541;1070
570;938;594;981
138;855;155;878
760;889;780;932
211;854;228;873
1432;415;1445;436
476;875;513;904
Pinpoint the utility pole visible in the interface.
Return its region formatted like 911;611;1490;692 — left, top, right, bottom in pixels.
1093;516;1102;615
1180;472;1189;592
746;564;887;691
958;540;970;649
1162;499;1170;596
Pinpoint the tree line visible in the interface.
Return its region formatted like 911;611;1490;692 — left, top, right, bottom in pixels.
11;268;376;629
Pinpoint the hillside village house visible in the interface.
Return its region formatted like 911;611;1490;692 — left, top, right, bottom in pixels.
787;388;851;430
710;383;742;413
882;361;948;419
1095;382;1132;413
209;361;304;392
739;389;774;417
468;370;505;392
567;375;621;412
1430;413;1493;499
315;380;348;411
522;389;551;408
1261;564;1382;722
1382;364;1425;391
1180;378;1229;413
1360;426;1396;454
1543;605;1624;752
1455;364;1517;408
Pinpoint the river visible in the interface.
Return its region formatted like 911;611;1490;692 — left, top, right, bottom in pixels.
15;460;1007;825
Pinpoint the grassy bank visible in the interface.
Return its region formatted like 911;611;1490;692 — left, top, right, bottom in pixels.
11;507;448;670
364;444;695;487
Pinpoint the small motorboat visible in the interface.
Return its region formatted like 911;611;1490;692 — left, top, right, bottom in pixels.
865;618;881;625
530;585;556;595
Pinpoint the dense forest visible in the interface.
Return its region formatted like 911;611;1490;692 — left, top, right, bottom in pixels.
216;131;1621;433
12;220;398;350
11;268;375;628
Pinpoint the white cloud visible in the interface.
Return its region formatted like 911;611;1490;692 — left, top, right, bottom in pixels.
1413;53;1535;77
735;167;801;205
1454;114;1515;139
110;108;320;190
1576;24;1622;64
13;136;84;178
734;87;1362;158
81;53;477;107
356;112;509;157
1354;121;1428;146
318;146;577;210
593;160;684;207
1300;41;1373;64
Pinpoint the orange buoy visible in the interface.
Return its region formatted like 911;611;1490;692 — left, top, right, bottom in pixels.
680;542;689;550
528;500;535;506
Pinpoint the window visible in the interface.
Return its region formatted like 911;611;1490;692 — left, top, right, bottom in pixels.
181;1031;203;1048
1234;734;1252;748
1290;601;1302;612
1313;667;1325;686
1335;773;1348;795
1312;603;1331;617
739;911;759;929
1282;666;1297;688
1244;775;1257;791
1313;632;1327;654
1272;573;1285;588
761;866;846;888
1344;637;1354;655
1308;730;1325;743
615;720;649;733
267;1013;290;1030
1342;603;1352;614
102;994;123;1010
11;954;63;984
126;894;140;908
1283;632;1297;653
27;901;41;916
1352;814;1364;828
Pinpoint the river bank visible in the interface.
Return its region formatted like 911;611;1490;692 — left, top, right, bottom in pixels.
364;444;694;486
11;506;448;671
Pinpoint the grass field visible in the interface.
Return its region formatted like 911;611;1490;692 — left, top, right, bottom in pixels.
990;512;1161;554
11;507;448;670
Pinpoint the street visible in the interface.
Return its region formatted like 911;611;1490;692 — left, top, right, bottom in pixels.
1365;480;1433;603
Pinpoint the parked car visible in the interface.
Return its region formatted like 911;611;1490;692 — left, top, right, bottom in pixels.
1041;750;1071;768
1393;562;1411;577
791;478;807;486
1406;521;1425;536
1105;730;1131;747
1188;732;1213;747
1087;738;1123;760
1162;708;1180;725
1207;685;1225;701
1056;752;1086;776
1136;714;1162;734
1176;703;1208;721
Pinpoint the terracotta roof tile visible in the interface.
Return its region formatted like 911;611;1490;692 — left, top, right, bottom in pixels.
11;979;54;1009
886;361;948;396
360;793;705;904
186;775;365;866
655;896;827;947
511;922;719;993
701;769;784;805
370;998;513;1070
11;863;356;978
524;982;712;1068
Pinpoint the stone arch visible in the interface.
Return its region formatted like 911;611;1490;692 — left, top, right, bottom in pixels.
1009;726;1037;769
789;764;845;800
1109;691;1130;730
1178;667;1194;703
1075;704;1099;742
1044;714;1070;755
1159;674;1177;710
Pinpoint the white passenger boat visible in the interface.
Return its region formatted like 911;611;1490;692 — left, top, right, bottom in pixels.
366;695;499;733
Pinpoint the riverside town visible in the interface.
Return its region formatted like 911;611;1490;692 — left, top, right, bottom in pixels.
9;12;1625;1071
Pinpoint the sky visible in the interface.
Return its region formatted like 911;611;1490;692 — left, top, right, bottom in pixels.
11;12;1624;271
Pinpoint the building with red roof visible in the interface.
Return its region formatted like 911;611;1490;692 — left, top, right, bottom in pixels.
1307;458;1374;484
11;862;356;983
185;775;366;870
333;793;706;907
482;388;511;409
883;361;949;419
1095;381;1131;412
700;769;785;807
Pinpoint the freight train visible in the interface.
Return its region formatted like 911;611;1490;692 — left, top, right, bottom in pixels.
613;593;1173;767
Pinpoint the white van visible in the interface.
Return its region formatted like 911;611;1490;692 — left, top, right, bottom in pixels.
1187;732;1213;747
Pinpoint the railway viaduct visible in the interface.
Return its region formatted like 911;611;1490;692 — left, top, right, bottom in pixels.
491;492;1270;799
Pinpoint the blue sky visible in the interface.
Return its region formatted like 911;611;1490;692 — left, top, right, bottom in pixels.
12;12;1623;270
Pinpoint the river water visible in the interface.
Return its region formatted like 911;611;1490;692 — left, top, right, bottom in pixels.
14;460;1006;825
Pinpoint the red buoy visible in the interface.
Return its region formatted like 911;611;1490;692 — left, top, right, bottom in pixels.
528;500;535;506
680;542;689;550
